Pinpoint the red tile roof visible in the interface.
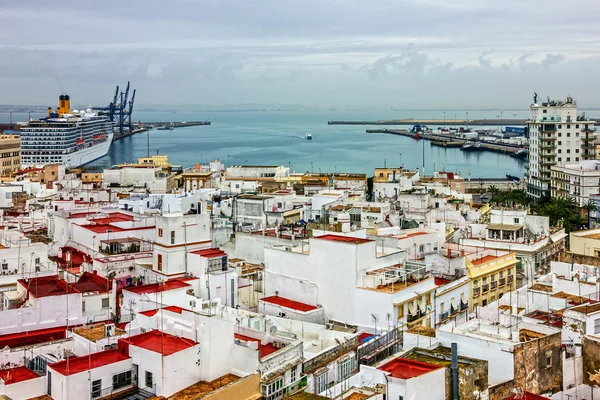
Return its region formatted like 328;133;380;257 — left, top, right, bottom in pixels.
163;305;189;314
124;280;191;295
504;392;549;400
470;255;499;265
378;357;442;379
0;367;40;384
234;333;281;359
72;271;112;293
314;234;372;244
192;248;227;258
68;211;97;219
18;275;79;298
139;309;158;317
0;326;67;349
122;330;196;356
49;349;130;376
261;295;318;312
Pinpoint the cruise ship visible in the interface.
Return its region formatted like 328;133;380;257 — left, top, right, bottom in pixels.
20;94;114;168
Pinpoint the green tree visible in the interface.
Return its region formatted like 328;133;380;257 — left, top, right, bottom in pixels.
582;199;599;228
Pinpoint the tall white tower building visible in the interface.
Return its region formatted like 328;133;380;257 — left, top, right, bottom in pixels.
526;94;596;200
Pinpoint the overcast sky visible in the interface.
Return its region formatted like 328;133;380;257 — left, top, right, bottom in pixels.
2;0;600;108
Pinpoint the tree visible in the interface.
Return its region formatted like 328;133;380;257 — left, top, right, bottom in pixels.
582;199;599;228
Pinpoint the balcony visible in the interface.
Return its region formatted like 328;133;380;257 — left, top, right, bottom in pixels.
507;275;514;283
490;282;497;290
499;278;506;286
540;159;557;166
482;284;489;293
473;287;480;296
450;306;458;315
540;142;556;149
582;142;596;149
440;312;449;321
460;301;468;311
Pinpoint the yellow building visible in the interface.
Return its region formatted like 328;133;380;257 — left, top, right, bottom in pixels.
0;134;20;176
373;167;417;183
569;229;600;257
468;250;518;309
138;155;169;168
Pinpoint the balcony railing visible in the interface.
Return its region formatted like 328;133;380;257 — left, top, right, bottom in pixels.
440;312;449;321
482;284;489;293
473;287;480;296
499;278;506;286
507;275;514;283
460;301;468;311
490;282;497;290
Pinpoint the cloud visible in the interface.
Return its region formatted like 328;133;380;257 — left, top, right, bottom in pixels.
1;0;599;107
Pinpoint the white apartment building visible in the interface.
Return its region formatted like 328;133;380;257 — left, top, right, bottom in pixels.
526;95;596;200
551;160;600;206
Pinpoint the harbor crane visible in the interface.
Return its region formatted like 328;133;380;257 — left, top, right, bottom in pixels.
96;81;137;137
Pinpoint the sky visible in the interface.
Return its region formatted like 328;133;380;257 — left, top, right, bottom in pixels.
1;0;600;109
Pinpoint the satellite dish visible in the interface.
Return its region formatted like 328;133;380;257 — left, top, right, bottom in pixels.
270;326;277;334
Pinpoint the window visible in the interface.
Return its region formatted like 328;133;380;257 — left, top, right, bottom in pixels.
567;124;571;129
576;149;580;153
158;228;163;237
567;149;570;153
82;300;86;312
567;157;571;162
474;378;480;387
545;351;553;368
1;263;7;270
157;254;163;271
513;218;519;223
291;366;296;383
340;357;354;380
113;370;132;390
316;371;328;394
102;298;109;308
482;299;488;306
92;379;102;398
594;318;600;334
145;371;153;388
170;231;175;244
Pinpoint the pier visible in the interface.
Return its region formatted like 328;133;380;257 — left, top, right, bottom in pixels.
140;121;211;130
331;118;527;126
366;128;524;156
112;128;148;142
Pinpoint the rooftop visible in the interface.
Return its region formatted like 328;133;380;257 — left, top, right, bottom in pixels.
124;279;192;294
18;275;78;298
314;234;372;244
569;303;600;315
0;366;40;384
166;374;241;400
72;271;112;294
234;333;281;359
260;295;318;312
71;324;126;342
192;248;227;258
49;349;130;376
403;346;484;368
0;326;67;349
504;392;549;400
377;357;442;379
123;330;197;356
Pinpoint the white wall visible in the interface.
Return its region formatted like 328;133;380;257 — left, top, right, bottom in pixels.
0;375;46;399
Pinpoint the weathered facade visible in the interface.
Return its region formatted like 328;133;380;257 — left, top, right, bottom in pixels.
583;335;600;387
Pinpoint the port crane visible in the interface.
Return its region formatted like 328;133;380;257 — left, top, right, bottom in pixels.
96;81;137;137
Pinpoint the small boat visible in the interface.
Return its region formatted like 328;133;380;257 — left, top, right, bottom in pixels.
506;174;521;182
76;138;85;145
413;133;421;140
461;141;483;151
158;123;175;131
512;148;528;159
305;132;312;140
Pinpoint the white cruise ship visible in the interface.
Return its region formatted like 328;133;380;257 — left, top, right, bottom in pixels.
20;94;114;168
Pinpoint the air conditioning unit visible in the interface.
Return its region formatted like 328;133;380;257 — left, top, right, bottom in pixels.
273;340;286;349
325;323;334;330
104;323;115;337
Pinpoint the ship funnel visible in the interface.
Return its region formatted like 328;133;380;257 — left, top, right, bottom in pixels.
47;107;52;118
64;94;71;114
58;95;65;115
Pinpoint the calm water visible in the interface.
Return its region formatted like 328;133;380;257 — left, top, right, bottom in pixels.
1;110;528;178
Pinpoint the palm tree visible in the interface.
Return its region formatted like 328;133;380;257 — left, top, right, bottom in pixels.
582;199;599;228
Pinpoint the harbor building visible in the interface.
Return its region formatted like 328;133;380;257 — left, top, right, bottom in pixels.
526;95;596;200
0;133;20;177
551;160;600;206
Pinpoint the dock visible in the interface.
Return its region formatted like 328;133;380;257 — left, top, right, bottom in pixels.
366;128;525;156
112;128;147;142
141;121;211;130
331;119;526;126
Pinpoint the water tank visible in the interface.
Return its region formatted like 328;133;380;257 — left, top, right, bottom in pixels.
338;212;351;232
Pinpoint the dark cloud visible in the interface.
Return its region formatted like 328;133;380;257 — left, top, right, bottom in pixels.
1;0;600;107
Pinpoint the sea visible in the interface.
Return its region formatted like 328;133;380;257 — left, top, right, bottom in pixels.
0;109;530;178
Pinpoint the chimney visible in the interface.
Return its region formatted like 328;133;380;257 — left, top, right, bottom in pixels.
447;248;452;257
451;343;459;400
64;94;71;114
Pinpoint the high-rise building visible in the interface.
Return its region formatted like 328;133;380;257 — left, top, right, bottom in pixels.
526;95;596;200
